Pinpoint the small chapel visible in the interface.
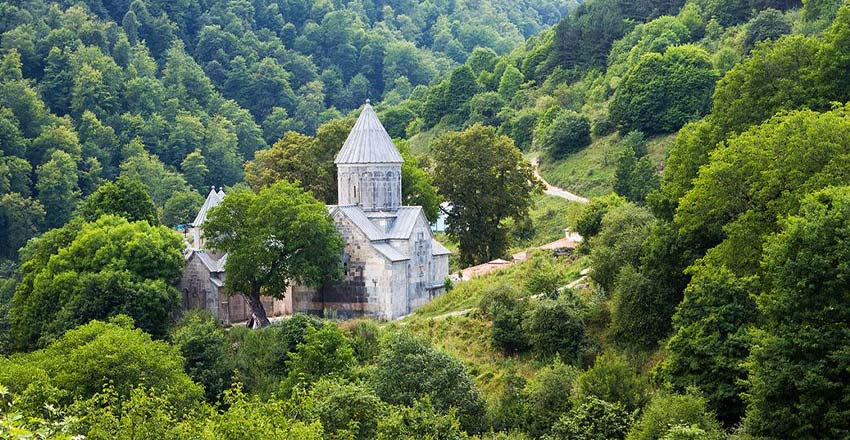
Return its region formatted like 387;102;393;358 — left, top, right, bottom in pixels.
180;101;451;323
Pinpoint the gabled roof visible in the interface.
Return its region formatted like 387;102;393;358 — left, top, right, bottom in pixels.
337;205;386;241
431;239;452;256
192;187;224;227
386;207;423;239
334;101;404;165
373;243;409;262
187;250;227;273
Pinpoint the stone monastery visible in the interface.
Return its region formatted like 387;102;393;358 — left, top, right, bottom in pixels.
180;101;451;324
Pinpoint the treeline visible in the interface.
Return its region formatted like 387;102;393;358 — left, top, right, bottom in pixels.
0;313;491;439
561;1;850;437
0;0;568;263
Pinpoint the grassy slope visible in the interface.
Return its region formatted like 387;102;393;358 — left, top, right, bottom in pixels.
391;253;589;402
538;132;677;198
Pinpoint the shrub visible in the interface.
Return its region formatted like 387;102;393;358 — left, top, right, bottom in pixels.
309;378;385;440
546;397;632;440
281;322;356;393
525;358;580;437
523;295;586;361
0;317;203;412
539;111;592;159
573;351;647;412
483;286;530;354
171;311;234;402
371;332;486;433
627;392;723;440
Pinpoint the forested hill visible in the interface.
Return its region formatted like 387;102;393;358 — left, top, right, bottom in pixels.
0;0;571;260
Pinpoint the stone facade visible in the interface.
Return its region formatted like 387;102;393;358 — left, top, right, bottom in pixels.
179;101;450;323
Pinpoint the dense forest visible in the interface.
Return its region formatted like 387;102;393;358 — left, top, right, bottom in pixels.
4;0;850;437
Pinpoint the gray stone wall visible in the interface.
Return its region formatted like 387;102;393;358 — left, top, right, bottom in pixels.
337;164;402;210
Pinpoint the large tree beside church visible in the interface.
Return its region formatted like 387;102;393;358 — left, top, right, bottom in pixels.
432;124;542;266
203;181;344;327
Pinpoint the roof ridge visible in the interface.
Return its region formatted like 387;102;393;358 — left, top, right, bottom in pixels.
334;102;404;165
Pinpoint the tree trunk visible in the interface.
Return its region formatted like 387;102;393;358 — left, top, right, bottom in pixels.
246;285;270;328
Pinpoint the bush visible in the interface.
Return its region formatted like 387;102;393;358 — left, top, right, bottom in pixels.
546;397;632;440
627;392;723;440
588;203;655;292
525;358;580;437
610;45;717;135
523;295;586;361
343;319;382;363
309;378;385;440
0;317;203;412
609;265;675;349
281;322;356;393
573;351;647;412
371;332;486;433
540;111;592;159
377;398;468;440
229;313;322;396
171;311;234;402
483;286;530;354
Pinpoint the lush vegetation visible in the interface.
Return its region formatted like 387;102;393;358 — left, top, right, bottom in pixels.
4;0;850;437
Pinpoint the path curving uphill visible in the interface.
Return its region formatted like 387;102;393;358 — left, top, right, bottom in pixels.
531;158;589;204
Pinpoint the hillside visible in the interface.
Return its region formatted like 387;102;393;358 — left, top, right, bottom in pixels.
5;0;850;437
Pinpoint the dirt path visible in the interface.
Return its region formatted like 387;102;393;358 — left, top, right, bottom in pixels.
531;158;589;204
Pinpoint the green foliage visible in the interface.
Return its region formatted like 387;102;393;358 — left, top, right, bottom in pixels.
589;202;655;292
0;193;45;260
371;332;486;433
744;186;850;438
309;378;385;440
525;358;580;436
614;148;660;204
743;9;792;53
9;215;183;349
432;124;542;266
228;314;322;397
523;294;586;362
0;317;202;410
609;264;675;348
77;176;158;224
161;190;204;227
610;45;717;135
546;397;632;440
170;312;233;402
710;35;822;134
574;194;626;240
282;323;356;393
626;392;723;440
35;150;79;229
377;398;469;440
203;182;343;326
676;105;850;275
662;265;757;425
482;284;530;354
540;110;592;159
573;351;647;413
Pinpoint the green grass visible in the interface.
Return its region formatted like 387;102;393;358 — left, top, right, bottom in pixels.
537;132;677;198
513;194;584;250
391;253;590;402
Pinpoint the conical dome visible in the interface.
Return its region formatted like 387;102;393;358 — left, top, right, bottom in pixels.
334;101;404;164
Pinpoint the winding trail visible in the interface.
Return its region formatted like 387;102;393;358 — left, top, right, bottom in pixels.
531;158;589;204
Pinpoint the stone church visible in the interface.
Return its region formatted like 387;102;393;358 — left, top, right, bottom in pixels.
180;101;450;323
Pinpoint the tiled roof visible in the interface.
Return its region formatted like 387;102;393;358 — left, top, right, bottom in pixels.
337;205;386;241
334;102;404;164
